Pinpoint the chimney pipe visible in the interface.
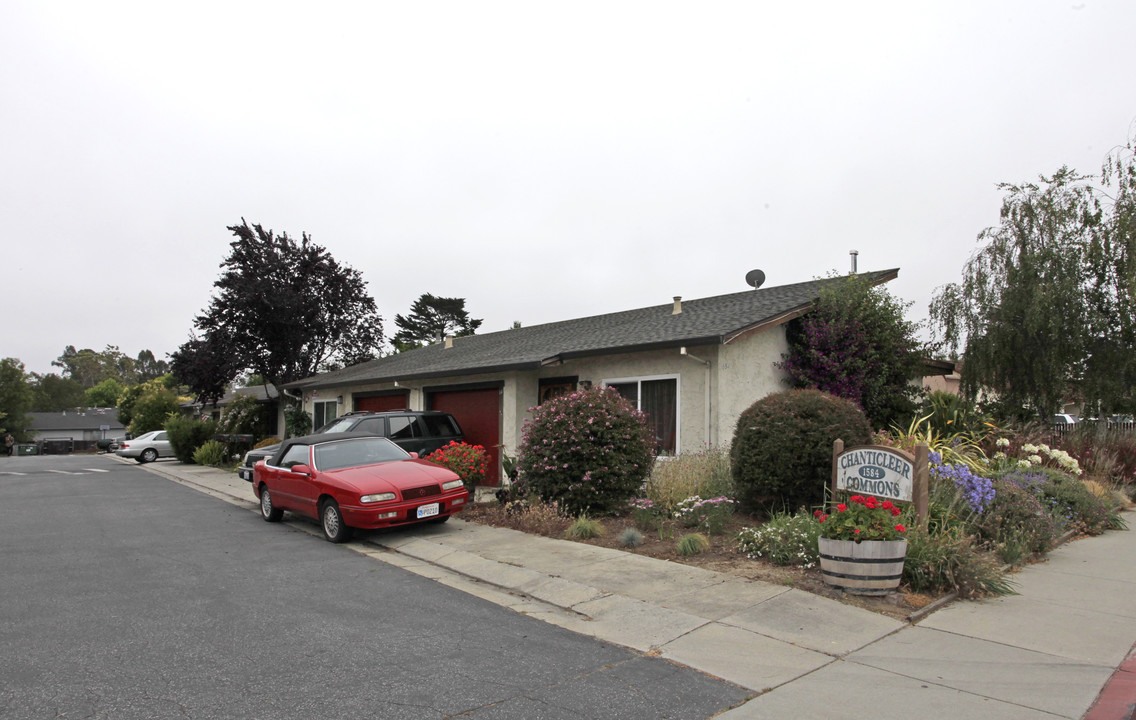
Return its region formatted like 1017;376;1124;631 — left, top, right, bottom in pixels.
850;249;859;274
444;335;454;349
672;296;682;315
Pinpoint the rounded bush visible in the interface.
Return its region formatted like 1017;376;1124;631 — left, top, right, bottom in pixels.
730;389;871;512
192;440;228;467
517;386;655;516
165;415;219;463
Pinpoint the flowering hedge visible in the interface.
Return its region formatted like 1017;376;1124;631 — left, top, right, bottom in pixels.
427;441;488;495
516;386;655;516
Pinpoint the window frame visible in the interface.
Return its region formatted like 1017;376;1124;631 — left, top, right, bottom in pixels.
313;400;339;430
601;374;680;454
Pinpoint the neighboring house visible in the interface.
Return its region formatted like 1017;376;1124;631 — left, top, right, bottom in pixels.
922;359;960;395
285;270;900;485
181;384;281;436
28;409;126;452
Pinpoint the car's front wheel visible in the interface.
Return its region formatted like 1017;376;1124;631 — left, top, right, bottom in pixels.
320;500;352;543
139;448;158;463
259;486;283;522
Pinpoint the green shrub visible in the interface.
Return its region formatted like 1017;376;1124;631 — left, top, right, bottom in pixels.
736;512;821;567
645;446;733;511
619;528;644;548
192;440;228;467
565;517;603;540
972;478;1059;564
517;387;655;516
165;415;219;463
920;390;993;444
284;403;312;436
676;533;710;556
902;525;1015;598
1035;471;1116;535
730;389;872;512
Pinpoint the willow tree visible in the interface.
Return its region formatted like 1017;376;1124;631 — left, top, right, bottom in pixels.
931;146;1136;418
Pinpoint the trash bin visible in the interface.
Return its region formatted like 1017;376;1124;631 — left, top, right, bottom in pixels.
17;444;38;456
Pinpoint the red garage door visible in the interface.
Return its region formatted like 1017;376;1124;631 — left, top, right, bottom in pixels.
354;392;410;413
428;386;501;486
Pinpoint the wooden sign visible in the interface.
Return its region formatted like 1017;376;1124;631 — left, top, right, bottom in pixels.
831;440;929;524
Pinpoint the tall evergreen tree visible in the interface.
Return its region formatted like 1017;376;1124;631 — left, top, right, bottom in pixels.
392;293;482;352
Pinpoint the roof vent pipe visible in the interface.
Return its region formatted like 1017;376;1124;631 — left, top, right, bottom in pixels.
850;249;859;275
672;296;682;315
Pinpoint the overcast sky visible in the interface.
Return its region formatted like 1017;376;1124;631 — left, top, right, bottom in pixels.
3;1;1134;377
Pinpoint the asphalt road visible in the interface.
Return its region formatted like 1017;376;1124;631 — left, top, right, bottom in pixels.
0;455;749;719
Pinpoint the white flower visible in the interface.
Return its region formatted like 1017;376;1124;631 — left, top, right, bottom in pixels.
993;451;1006;460
996;437;1010;448
1022;443;1039;453
1029;455;1043;465
1038;443;1051;453
1018;459;1033;469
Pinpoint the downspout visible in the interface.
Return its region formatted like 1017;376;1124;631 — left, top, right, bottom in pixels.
281;388;303;439
680;348;712;447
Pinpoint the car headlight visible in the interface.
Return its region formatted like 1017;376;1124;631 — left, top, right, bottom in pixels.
441;479;464;491
361;492;397;503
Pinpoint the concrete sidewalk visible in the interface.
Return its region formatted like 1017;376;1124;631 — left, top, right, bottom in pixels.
124;456;1136;719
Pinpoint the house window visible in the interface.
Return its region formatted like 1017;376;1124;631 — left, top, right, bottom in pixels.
604;375;679;454
313;400;338;430
539;376;578;404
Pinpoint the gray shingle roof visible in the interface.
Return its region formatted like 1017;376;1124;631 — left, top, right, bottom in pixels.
29;410;126;432
182;383;280;409
288;270;898;390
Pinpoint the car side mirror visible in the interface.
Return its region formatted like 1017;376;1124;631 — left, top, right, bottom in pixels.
289;464;312;475
408;452;419;459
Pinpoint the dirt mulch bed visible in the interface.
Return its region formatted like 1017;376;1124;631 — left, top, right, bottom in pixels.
460;502;942;621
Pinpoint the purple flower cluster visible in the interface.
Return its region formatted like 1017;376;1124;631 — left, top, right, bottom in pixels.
929;450;995;514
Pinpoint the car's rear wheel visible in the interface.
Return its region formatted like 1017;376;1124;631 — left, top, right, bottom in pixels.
259;486;283;522
140;448;158;463
320;499;352;543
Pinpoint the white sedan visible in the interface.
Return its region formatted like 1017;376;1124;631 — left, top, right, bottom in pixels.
115;431;173;463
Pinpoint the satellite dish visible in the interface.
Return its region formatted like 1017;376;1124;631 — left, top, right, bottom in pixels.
745;269;766;289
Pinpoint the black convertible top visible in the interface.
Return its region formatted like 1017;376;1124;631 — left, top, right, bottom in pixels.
268;432;393;467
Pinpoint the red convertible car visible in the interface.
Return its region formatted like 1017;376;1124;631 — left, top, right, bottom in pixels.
252;432;469;543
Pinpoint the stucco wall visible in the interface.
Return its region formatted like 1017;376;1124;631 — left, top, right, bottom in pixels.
716;326;791;444
298;327;791;459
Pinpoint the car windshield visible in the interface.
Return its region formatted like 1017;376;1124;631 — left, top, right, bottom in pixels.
318;417;362;434
313;438;410;471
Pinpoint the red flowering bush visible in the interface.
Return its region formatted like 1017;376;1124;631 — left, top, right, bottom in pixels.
816;495;907;541
517;386;656;516
427;441;489;494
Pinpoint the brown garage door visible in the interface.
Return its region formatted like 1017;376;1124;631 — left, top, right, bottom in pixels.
428;386;501;486
354;392;410;413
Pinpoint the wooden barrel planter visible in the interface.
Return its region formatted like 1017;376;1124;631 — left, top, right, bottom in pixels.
818;538;907;595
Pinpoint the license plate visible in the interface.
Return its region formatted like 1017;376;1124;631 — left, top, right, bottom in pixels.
416;503;440;519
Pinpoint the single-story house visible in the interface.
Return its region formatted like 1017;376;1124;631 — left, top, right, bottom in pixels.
181;384;281;436
28;409;126;452
285;270;902;485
